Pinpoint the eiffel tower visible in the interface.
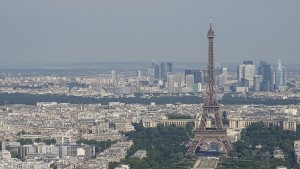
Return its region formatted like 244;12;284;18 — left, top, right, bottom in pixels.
186;18;233;156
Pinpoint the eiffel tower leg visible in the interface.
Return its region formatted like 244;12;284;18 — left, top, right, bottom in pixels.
215;111;223;129
222;139;233;156
186;140;199;156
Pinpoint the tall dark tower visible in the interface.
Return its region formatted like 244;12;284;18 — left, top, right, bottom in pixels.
200;17;221;131
186;18;233;156
205;17;217;106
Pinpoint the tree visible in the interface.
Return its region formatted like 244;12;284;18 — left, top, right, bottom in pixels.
50;163;58;169
167;114;193;119
121;123;193;169
17;138;33;145
76;139;116;152
11;151;18;158
186;121;195;132
43;138;56;145
222;122;300;168
35;138;42;143
108;162;118;169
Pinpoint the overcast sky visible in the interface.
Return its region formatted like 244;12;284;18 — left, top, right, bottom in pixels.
0;0;299;66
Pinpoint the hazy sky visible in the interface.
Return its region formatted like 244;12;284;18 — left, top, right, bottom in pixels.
0;1;299;66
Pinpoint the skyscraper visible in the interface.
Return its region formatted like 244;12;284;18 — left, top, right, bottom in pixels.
237;61;255;88
218;67;228;86
237;65;244;82
258;61;265;75
147;67;154;86
243;61;253;65
137;70;141;81
254;75;263;91
275;60;287;88
111;70;116;86
167;74;175;93
136;70;141;92
152;61;160;79
185;69;202;83
221;67;228;79
259;61;273;91
175;73;184;87
185;74;194;88
161;62;172;80
262;63;272;82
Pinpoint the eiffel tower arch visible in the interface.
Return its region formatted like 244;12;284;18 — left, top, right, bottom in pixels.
186;18;233;156
186;129;233;156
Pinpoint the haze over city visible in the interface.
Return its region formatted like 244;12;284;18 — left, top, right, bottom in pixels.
2;1;300;169
0;0;300;67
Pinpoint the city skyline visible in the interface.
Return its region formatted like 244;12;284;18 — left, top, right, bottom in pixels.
0;7;300;167
0;1;299;66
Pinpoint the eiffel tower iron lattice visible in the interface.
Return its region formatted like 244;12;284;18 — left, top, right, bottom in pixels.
186;18;233;156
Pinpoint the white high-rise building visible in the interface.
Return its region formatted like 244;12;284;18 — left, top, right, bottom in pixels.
218;67;228;86
175;73;185;87
221;67;228;79
147;67;155;86
237;65;244;82
111;70;116;86
193;83;202;93
185;74;194;88
137;70;141;81
275;60;287;88
237;61;255;88
136;70;142;92
167;74;175;93
243;64;255;80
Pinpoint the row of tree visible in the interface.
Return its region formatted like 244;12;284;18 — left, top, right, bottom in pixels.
222;94;300;105
167;114;193;119
17;138;56;145
76;139;116;152
1;92;299;106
